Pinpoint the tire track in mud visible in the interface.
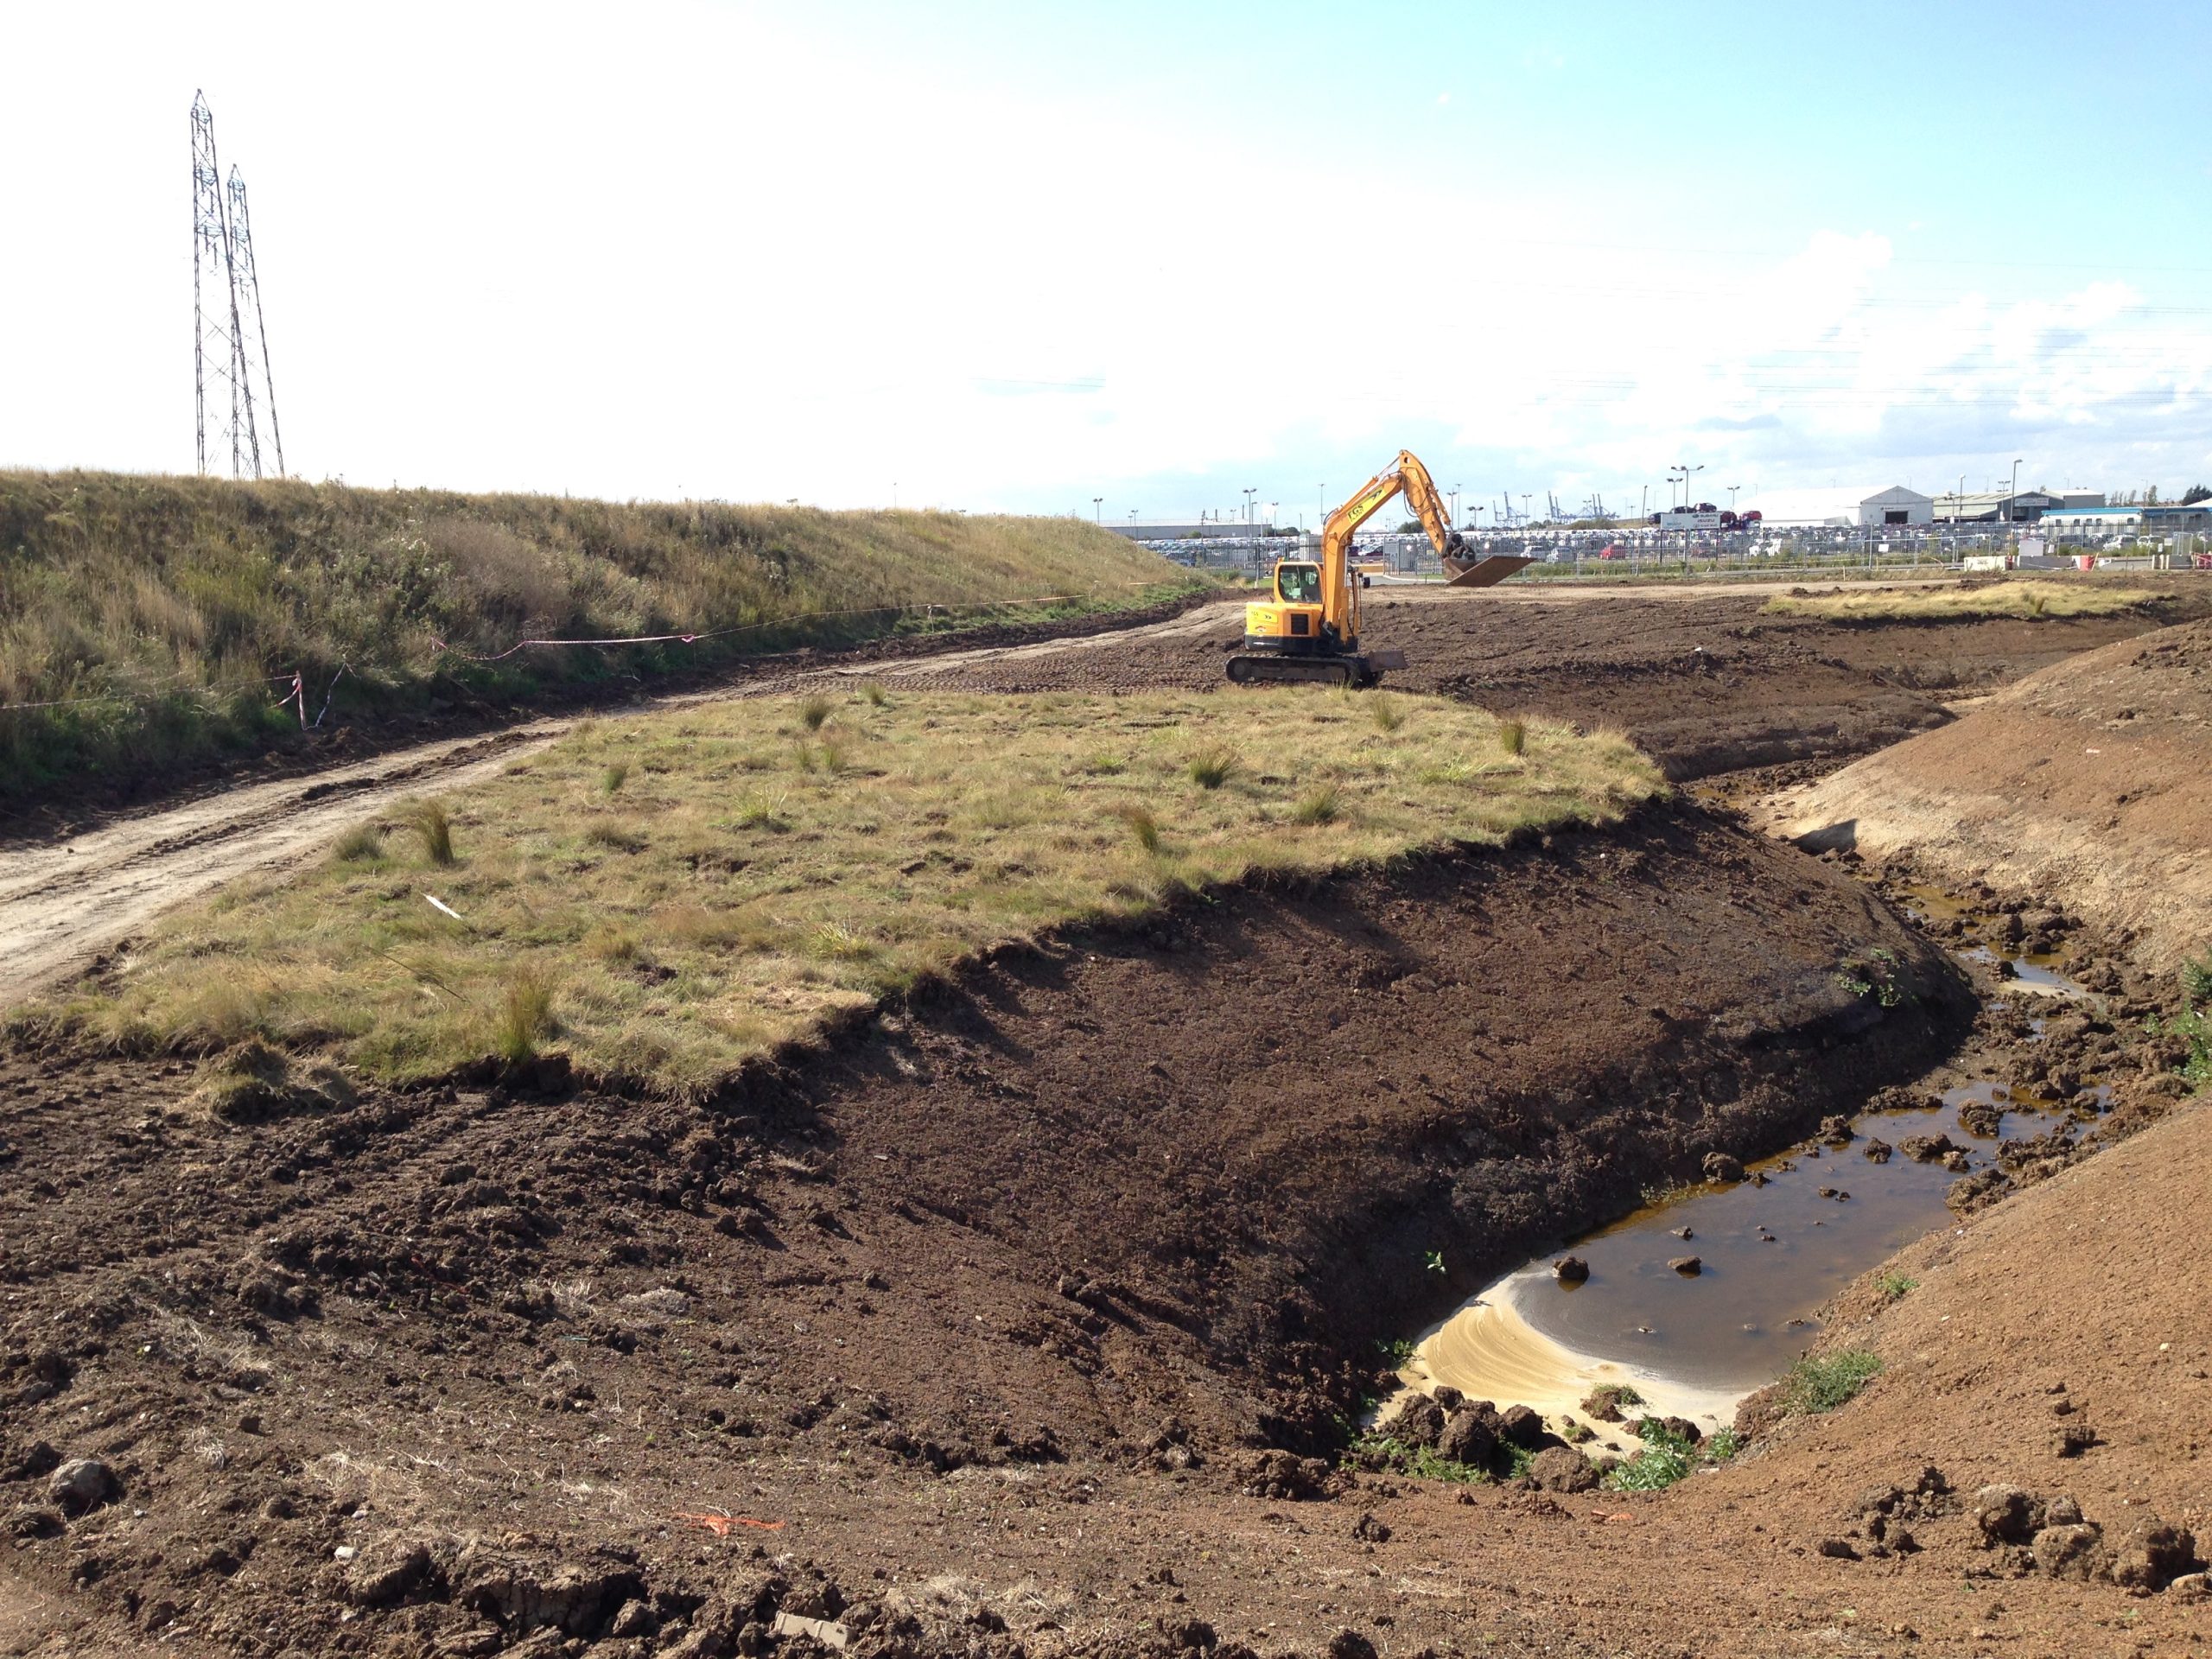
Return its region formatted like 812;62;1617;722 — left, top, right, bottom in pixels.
0;606;1238;1004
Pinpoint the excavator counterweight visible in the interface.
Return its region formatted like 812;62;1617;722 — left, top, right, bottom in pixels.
1226;449;1529;687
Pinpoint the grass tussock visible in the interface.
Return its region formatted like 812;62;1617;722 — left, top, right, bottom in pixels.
1116;804;1164;854
1762;580;2159;623
1497;716;1527;756
37;690;1662;1096
0;469;1200;805
331;822;384;863
1292;783;1341;825
399;798;455;867
494;968;557;1063
1186;746;1239;790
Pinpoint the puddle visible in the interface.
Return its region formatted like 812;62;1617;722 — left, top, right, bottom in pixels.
1414;1090;2036;1409
1400;883;2107;1427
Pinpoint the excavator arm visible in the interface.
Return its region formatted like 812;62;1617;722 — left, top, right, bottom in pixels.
1318;451;1471;639
1227;448;1529;689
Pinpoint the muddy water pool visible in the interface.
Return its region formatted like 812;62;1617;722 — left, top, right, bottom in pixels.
1407;933;2099;1422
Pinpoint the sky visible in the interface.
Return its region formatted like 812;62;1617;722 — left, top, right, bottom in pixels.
10;0;2212;525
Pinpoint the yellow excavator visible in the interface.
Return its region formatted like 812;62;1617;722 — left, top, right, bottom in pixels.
1226;450;1531;687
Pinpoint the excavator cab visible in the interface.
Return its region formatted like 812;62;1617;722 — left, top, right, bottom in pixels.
1232;560;1344;679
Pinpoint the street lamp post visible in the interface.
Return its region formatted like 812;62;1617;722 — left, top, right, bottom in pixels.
2007;458;2022;525
1243;486;1257;530
1092;496;1103;524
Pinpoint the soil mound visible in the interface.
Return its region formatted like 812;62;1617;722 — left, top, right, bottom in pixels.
1773;619;2212;971
0;802;1967;1655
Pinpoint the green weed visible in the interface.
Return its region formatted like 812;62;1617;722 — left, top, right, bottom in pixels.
1872;1270;1919;1302
1779;1349;1884;1415
1604;1423;1698;1491
1354;1433;1493;1485
601;761;629;796
1424;1250;1446;1275
1375;1337;1418;1368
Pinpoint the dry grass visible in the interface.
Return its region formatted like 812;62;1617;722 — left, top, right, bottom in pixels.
34;690;1662;1097
1762;581;2161;622
0;469;1198;803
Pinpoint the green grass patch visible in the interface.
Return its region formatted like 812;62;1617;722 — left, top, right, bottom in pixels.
1778;1349;1884;1415
1762;580;2159;623
22;689;1661;1097
1872;1270;1919;1302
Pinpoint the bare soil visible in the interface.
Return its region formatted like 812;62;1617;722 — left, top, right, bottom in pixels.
4;582;2209;1658
1772;616;2212;973
889;582;2209;780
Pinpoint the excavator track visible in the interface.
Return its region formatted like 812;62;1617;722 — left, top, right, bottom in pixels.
1225;653;1367;688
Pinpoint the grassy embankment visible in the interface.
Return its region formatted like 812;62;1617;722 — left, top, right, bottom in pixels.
1762;580;2161;622
27;688;1662;1099
0;471;1199;803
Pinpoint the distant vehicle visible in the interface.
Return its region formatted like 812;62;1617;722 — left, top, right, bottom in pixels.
1597;544;1625;560
1738;509;1763;525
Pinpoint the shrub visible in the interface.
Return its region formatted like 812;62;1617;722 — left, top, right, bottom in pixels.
799;693;834;731
1370;695;1405;734
1116;804;1162;853
1354;1433;1493;1485
601;761;628;795
494;968;556;1064
1293;783;1341;825
332;822;384;862
1779;1349;1883;1415
400;798;454;866
1187;747;1239;789
1497;717;1526;756
1604;1422;1698;1491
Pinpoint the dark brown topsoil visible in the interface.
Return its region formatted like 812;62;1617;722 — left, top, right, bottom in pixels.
4;585;2209;1659
0;803;1976;1657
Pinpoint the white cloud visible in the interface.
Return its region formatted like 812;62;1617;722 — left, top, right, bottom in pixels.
5;2;2211;513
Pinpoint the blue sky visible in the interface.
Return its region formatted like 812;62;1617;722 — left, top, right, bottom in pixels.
9;1;2212;521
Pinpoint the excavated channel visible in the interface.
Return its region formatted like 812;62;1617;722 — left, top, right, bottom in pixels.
1396;900;2103;1438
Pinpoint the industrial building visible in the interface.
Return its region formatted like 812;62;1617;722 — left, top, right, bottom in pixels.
1735;486;1933;527
1931;489;2063;523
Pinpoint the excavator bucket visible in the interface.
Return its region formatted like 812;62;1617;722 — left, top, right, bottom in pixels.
1441;554;1537;588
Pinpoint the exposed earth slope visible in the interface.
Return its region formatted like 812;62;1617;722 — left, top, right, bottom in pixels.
1775;618;2212;972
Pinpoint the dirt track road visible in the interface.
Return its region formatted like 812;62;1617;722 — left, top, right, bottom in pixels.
0;605;1234;1006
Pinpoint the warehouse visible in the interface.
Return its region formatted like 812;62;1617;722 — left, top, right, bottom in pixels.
1736;485;1933;527
1931;489;2062;523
